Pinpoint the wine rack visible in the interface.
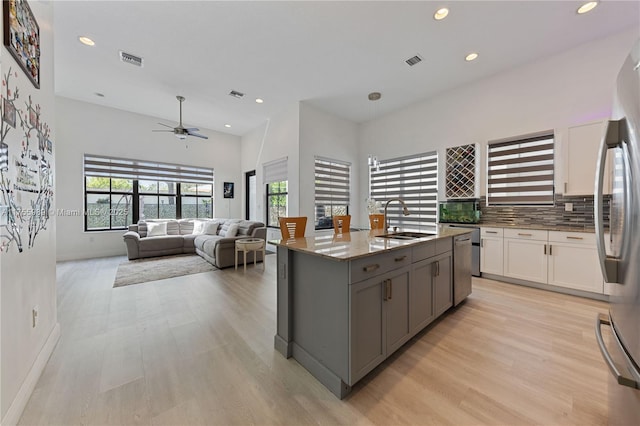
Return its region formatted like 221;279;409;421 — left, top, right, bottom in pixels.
445;144;476;199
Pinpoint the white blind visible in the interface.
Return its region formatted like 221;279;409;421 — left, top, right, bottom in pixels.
263;157;288;184
487;132;554;205
370;151;438;232
83;154;214;185
314;157;350;205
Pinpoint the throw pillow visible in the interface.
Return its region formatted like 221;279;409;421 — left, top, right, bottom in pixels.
203;221;220;235
147;221;167;237
223;223;239;237
192;220;205;235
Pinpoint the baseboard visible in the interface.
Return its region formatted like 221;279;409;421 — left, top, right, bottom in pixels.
2;323;60;426
480;273;610;301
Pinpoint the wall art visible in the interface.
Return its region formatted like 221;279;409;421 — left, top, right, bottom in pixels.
223;182;234;199
3;0;40;89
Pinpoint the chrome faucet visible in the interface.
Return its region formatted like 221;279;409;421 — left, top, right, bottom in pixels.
383;198;410;231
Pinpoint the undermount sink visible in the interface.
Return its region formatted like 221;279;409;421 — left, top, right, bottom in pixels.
378;231;437;240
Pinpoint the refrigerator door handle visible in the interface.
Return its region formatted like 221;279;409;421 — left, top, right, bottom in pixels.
595;313;640;390
594;119;625;283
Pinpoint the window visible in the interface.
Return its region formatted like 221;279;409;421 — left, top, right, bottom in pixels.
263;157;288;227
370;151;438;232
486;132;554;205
180;182;213;219
83;155;214;231
266;181;287;227
314;157;350;230
85;177;133;230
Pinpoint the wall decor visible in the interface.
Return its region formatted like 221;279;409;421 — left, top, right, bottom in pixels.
3;0;40;89
445;143;477;199
3;98;16;127
223;182;234;199
0;67;53;252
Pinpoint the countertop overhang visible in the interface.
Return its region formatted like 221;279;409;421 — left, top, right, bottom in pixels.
269;227;471;261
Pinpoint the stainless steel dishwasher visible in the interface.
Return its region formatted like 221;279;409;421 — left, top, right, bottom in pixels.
453;234;472;306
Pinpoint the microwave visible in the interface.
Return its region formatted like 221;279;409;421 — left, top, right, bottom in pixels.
438;199;480;224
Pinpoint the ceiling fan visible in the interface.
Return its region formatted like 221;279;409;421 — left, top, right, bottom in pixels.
153;95;208;140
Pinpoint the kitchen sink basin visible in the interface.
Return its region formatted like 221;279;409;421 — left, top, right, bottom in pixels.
379;231;437;240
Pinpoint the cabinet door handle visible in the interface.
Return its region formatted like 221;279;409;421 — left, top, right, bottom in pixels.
383;280;388;301
433;261;440;277
389;279;393;300
564;182;568;193
549;244;553;255
480;238;484;248
544;244;547;255
566;236;583;240
394;255;407;262
518;233;533;237
486;231;498;234
363;264;380;272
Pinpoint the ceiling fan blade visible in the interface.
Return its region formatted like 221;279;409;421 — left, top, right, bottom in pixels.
157;122;174;128
186;131;208;139
184;127;200;132
152;129;175;132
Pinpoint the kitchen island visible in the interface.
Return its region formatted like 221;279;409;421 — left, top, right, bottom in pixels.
272;227;472;398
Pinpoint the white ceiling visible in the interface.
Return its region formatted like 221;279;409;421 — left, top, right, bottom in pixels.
53;1;640;137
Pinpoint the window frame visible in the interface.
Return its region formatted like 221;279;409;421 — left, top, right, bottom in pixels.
83;155;214;231
314;157;351;230
369;151;439;232
266;180;288;228
486;131;555;206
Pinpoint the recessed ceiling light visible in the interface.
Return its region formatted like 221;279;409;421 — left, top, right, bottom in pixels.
224;124;231;128
577;1;598;14
434;7;449;20
78;36;95;46
465;52;479;62
255;98;264;104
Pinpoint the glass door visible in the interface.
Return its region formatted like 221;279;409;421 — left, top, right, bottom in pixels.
245;170;256;220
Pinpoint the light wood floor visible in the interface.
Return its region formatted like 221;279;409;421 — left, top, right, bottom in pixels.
19;254;612;425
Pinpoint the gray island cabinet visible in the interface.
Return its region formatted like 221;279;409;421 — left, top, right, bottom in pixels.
272;228;470;398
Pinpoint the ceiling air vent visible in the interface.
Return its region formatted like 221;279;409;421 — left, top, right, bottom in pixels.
229;90;245;99
405;55;423;67
119;51;144;67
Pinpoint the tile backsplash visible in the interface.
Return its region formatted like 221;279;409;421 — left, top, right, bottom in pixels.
479;194;610;230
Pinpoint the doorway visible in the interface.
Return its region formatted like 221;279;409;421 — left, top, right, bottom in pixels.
245;170;257;220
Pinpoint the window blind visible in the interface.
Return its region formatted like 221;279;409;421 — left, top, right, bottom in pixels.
486;133;555;205
263;157;288;184
370;151;438;232
83;154;214;185
314;157;350;206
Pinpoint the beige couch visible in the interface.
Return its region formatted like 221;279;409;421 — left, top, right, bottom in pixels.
123;218;266;269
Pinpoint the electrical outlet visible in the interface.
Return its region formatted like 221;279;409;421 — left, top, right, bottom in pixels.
32;305;39;328
565;202;574;212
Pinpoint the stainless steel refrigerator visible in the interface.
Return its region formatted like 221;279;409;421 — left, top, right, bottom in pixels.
595;38;640;424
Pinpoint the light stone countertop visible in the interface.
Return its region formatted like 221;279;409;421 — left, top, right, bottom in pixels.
269;227;472;262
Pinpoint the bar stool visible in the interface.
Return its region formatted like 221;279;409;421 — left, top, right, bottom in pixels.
332;215;351;234
369;214;385;229
279;216;307;240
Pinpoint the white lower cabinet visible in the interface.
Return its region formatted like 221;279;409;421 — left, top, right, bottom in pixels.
480;227;504;275
503;229;548;284
547;231;603;293
484;228;604;296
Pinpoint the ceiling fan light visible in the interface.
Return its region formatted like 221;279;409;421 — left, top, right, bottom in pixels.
175;133;187;140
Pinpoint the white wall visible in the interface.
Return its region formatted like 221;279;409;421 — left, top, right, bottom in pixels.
1;2;58;424
240;102;300;242
55;97;242;261
299;102;360;231
358;28;638;226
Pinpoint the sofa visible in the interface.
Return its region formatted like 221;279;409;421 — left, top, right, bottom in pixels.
123;218;267;269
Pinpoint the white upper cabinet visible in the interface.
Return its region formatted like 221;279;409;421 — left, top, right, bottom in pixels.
561;120;611;195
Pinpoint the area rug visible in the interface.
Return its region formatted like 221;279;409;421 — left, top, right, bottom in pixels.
113;254;217;288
